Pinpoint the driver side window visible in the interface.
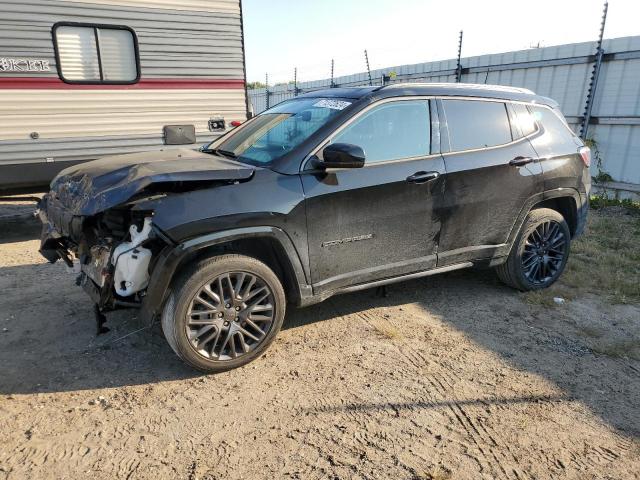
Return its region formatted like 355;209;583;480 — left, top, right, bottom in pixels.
332;100;431;163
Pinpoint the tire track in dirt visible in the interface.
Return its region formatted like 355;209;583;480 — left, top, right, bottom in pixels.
2;437;105;476
290;308;449;478
117;457;141;480
359;307;536;480
612;358;640;381
375;312;513;476
424;372;515;480
304;391;416;478
351;310;499;477
433;370;533;480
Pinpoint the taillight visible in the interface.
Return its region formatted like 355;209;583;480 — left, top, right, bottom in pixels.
579;146;591;167
230;120;243;127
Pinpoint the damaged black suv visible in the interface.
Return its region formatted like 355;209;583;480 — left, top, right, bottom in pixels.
39;83;591;372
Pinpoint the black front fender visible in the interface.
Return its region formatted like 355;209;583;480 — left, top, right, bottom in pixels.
140;226;311;325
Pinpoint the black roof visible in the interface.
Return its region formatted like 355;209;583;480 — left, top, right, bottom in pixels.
299;82;557;107
299;86;381;99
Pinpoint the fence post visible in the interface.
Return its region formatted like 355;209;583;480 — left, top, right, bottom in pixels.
581;1;608;138
455;30;464;83
365;50;373;86
265;73;270;109
330;59;336;88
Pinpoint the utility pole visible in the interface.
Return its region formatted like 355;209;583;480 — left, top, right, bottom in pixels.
581;1;608;138
364;50;373;86
294;67;298;96
455;30;464;83
265;72;270;109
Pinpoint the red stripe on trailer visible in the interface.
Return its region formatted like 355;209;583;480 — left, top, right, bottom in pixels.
0;78;245;89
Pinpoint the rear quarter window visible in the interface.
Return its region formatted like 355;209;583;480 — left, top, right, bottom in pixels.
511;103;538;137
531;106;577;142
443;99;512;151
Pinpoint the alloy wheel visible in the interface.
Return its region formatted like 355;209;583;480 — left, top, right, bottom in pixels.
185;271;275;361
521;220;567;285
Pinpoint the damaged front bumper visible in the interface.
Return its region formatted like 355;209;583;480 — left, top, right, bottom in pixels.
38;194;117;310
38;194;83;266
38;193;162;317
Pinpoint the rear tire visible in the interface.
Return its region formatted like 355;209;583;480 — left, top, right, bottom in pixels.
161;254;286;373
496;208;571;291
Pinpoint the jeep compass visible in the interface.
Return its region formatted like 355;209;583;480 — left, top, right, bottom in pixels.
38;83;591;372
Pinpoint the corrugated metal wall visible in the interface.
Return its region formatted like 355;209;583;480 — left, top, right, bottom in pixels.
0;0;246;176
249;36;640;186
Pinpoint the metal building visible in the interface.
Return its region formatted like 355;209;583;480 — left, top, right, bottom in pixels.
0;0;248;194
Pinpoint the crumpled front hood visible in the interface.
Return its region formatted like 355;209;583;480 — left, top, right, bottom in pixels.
49;148;255;216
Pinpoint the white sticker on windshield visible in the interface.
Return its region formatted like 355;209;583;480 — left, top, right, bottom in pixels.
313;99;352;110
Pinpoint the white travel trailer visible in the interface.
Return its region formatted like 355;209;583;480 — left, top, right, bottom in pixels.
0;0;249;194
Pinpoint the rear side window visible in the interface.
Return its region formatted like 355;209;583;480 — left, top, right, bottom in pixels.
531;106;576;141
53;23;139;84
443;99;512;151
511;103;538;137
332;100;431;163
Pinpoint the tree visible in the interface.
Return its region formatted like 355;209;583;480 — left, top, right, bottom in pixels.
246;81;266;90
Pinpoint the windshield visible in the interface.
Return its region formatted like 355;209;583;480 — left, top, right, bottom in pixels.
205;97;352;165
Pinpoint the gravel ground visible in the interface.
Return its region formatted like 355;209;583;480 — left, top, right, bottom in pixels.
0;201;639;480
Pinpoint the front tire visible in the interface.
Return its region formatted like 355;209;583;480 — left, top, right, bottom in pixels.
161;254;286;373
496;208;571;291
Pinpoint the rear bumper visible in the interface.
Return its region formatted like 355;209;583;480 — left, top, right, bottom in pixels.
574;191;589;238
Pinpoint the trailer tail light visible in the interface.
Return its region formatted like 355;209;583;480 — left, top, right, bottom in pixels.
230;120;243;127
579;146;591;167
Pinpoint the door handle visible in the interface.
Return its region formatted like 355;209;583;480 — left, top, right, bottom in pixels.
406;171;440;184
509;156;535;167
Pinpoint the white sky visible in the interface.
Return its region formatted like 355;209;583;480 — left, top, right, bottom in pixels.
243;0;640;84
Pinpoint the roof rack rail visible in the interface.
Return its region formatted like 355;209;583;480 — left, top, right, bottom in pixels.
382;82;535;95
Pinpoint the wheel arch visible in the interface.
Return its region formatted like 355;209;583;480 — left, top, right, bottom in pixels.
505;188;582;251
141;226;311;325
532;195;578;237
496;206;571;291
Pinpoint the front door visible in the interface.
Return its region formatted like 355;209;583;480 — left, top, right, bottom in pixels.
301;99;446;294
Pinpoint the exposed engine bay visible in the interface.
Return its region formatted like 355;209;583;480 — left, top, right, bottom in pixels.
39;196;167;316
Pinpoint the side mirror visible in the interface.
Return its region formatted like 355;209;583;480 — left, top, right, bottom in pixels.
319;143;365;169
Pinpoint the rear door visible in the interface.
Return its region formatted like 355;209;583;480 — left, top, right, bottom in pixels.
437;98;543;266
301;99;446;294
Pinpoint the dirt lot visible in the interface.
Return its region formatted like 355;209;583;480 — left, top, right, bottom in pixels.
1;199;639;480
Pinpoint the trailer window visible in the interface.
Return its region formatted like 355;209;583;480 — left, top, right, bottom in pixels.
53;23;139;84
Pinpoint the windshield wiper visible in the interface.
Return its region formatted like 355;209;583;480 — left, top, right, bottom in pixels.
201;145;237;158
212;149;237;159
